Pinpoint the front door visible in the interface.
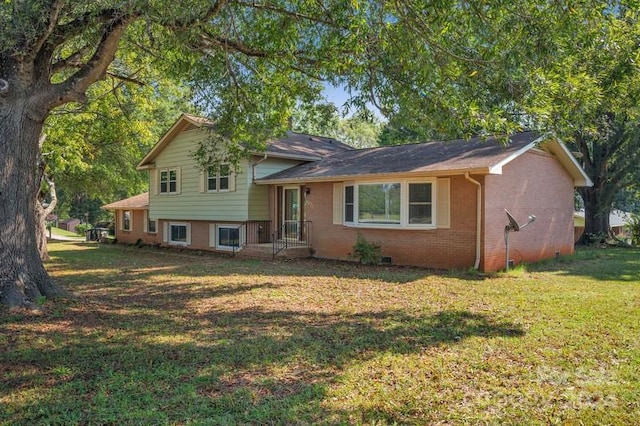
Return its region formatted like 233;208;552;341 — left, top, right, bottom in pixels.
282;186;300;240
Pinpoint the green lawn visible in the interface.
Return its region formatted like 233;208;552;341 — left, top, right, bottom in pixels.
1;242;639;424
49;226;83;238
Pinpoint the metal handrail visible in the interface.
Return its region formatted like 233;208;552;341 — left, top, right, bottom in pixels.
273;221;311;258
232;220;272;256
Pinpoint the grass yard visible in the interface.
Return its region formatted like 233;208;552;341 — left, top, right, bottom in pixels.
1;242;639;424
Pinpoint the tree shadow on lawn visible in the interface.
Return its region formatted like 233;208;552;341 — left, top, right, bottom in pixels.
1;304;523;424
47;243;441;286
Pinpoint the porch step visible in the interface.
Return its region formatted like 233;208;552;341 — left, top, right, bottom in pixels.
234;243;312;260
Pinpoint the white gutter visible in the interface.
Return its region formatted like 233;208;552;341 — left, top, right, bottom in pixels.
465;173;482;270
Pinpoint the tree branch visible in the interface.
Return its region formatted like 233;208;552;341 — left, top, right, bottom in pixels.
41;173;58;218
51;45;93;73
48;8;127;48
199;33;269;58
167;0;229;31
26;0;66;63
45;16;131;108
106;71;145;86
235;1;339;26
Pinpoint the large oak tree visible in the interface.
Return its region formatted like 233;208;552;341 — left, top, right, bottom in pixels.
377;2;640;240
0;0;378;308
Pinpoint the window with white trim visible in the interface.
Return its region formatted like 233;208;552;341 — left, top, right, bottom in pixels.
123;210;131;231
168;222;189;245
207;164;230;192
343;180;435;228
159;168;178;194
344;185;354;223
408;183;432;224
143;211;157;233
358;183;401;224
211;224;243;250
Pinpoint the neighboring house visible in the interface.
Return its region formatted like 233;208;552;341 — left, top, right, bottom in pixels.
574;209;633;242
58;218;81;233
104;113;592;272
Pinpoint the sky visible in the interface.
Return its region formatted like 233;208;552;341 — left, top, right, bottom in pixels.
322;83;351;110
321;82;384;119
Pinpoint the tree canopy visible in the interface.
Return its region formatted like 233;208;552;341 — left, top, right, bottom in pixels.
2;0;639;307
43;71;193;222
292;102;382;148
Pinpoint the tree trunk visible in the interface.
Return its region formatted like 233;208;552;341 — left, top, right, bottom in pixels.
0;98;68;308
36;203;50;261
578;185;613;244
36;153;58;261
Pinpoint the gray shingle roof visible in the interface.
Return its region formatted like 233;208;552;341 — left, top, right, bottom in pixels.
258;132;541;183
265;131;353;159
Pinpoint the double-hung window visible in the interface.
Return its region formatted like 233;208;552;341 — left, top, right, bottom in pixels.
143;211;157;234
343;180;435;228
207;165;230;192
123;210;131;231
159;168;178;194
344;185;355;223
408;183;432;224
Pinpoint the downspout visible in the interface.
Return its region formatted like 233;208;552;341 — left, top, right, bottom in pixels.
465;173;482;270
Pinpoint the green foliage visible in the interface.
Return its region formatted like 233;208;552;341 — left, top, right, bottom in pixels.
629;214;640;245
291;102;340;137
583;232;608;245
352;233;381;265
292;102;382;148
335;112;383;149
74;223;92;236
43;70;192;209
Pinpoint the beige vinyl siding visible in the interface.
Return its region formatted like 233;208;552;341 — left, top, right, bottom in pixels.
149;169;157;195
252;157;303;179
247;156;304;220
247;185;270;220
149;129;250;221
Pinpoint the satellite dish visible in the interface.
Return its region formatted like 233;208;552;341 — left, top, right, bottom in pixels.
505;209;520;231
504;209;536;271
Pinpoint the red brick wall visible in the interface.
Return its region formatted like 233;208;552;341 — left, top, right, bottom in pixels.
482;150;575;271
114;209;161;245
304;176;479;270
157;219;243;251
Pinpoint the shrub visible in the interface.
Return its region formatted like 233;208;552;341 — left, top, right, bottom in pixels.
584;232;607;245
629;214;640;246
75;223;92;236
352;233;381;265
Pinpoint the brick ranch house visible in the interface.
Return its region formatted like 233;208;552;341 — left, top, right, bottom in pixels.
103;114;592;272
